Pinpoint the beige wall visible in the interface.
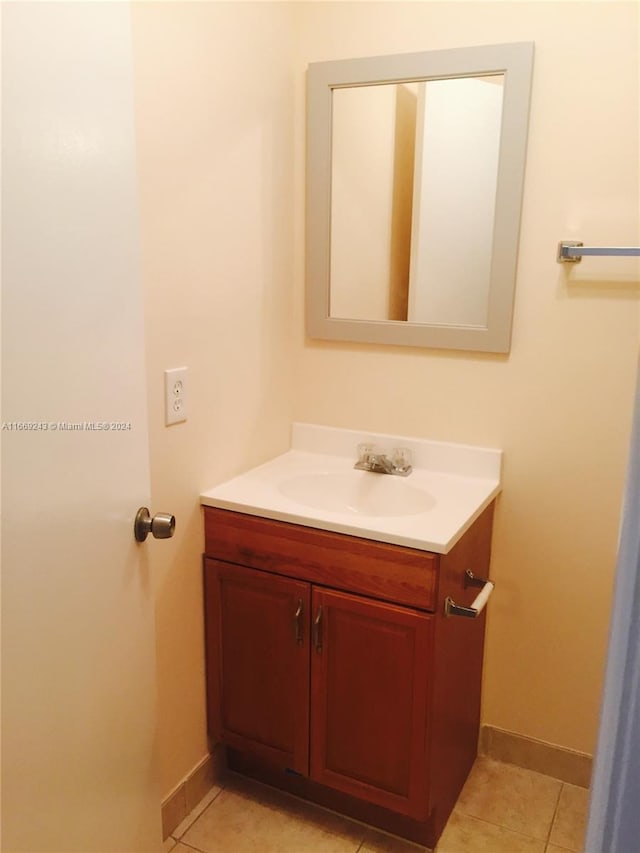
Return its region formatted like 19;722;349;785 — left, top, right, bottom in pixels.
292;2;639;754
130;2;296;797
132;0;639;801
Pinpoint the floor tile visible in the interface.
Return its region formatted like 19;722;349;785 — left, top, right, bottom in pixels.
435;811;545;853
548;783;589;852
180;774;364;853
455;757;562;841
545;845;574;853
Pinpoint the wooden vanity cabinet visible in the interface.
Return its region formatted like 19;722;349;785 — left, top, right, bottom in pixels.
203;504;494;847
206;560;311;775
310;586;431;819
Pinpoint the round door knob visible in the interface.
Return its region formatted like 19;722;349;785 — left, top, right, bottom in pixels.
134;507;176;542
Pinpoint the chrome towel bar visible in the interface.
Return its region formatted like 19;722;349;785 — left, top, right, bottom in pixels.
444;569;495;619
557;241;640;263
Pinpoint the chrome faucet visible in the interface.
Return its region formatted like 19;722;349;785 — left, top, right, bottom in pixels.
354;444;412;476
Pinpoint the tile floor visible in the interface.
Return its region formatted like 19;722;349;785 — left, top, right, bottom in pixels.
163;757;589;853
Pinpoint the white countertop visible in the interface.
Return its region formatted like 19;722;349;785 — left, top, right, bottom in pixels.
200;423;502;554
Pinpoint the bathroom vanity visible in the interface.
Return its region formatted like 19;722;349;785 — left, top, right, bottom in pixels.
201;424;501;847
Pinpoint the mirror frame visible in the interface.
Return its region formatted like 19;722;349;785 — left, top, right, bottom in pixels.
306;42;534;353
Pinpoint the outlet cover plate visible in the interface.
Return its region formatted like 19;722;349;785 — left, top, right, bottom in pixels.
164;367;187;425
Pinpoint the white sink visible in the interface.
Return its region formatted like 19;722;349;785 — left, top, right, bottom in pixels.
277;471;436;517
201;423;502;554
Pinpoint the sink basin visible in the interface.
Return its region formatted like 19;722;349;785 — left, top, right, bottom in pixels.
277;471;436;517
201;423;502;553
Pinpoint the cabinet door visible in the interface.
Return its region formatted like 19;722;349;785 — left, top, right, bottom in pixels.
310;587;432;819
204;559;311;774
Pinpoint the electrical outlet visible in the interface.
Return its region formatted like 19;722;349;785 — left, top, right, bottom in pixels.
164;367;188;426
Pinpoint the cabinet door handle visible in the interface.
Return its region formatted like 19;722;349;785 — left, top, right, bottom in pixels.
294;599;304;645
313;605;323;653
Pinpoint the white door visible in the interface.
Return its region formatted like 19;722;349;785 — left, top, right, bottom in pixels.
2;3;162;850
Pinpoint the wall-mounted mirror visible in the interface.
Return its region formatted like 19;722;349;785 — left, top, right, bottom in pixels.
306;42;534;353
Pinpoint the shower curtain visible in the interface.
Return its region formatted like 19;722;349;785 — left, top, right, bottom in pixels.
585;363;640;852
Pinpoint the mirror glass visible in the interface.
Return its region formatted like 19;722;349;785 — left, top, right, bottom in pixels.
330;76;504;327
306;43;534;352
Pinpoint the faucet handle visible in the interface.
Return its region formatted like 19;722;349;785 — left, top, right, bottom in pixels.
357;442;377;466
391;447;412;474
